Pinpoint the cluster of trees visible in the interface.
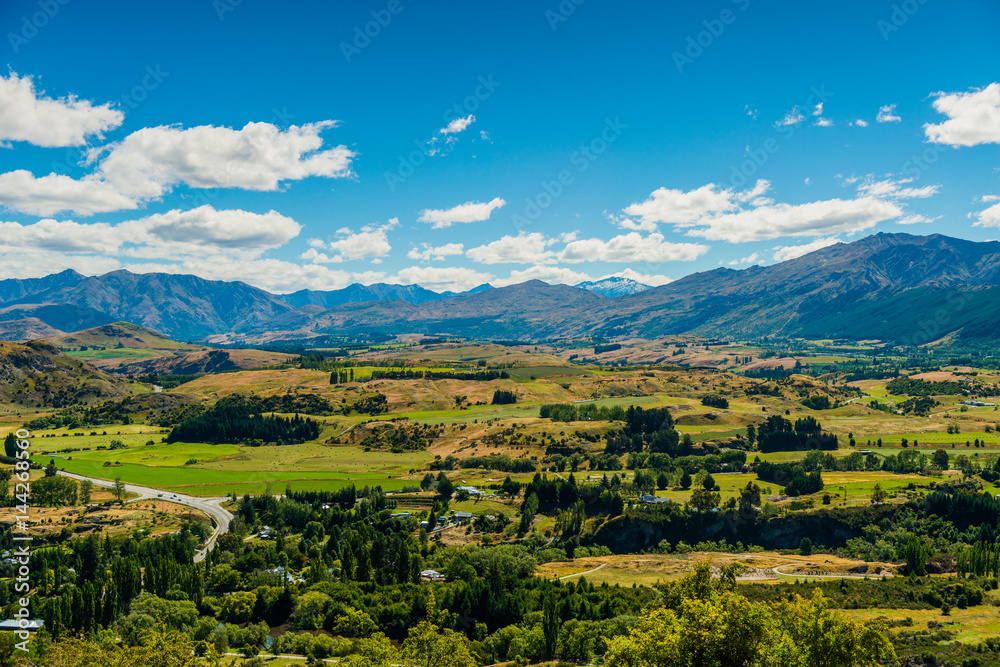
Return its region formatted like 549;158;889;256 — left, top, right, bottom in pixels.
887;376;964;396
755;461;823;496
700;394;729;409
368;369;511;381
460;454;536;473
753;415;837;452
166;394;320;445
349;392;389;415
358;423;441;452
490;389;517;405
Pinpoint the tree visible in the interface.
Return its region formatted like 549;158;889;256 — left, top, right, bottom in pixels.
689;487;720;511
347;633;397;667
45;459;58;477
899;534;930;576
702;473;715;491
679;471;692;489
401;621;479;667
870;483;888;505
542;591;560;659
112;477;126;503
932;448;950;470
799;537;813;556
656;472;669;490
436;473;454;499
79;479;94;504
3;433;18;459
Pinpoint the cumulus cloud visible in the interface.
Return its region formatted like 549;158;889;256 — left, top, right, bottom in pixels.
558;232;709;263
125;257;371;294
0;206;302;261
303;218;396;263
0;170;137;217
973;201;1000;228
439;115;475;135
465;233;557;265
772;237;841;262
418;197;506;228
876;104;901;123
392;266;494;293
407;243;465;261
623;183;738;225
0;120;355;216
852;119;869;127
0;72;123;147
623;178;927;243
776;106;805;127
924;83;1000;147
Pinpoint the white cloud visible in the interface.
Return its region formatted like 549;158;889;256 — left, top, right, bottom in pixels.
307;238;325;248
0;249;120;280
94;121;354;199
623;183;738;225
613;216;658;232
392;266;494;293
728;252;761;266
897;214;939;225
813;103;824;116
852;119;869;127
0;72;123;147
0;170;138;217
772;237;840;262
558;232;709;263
924;83;1000;147
0;120;355;217
745;105;758;120
776;106;805;126
439;115;475;135
980;195;1000;203
857;177;939;200
625;177;929;243
418;197;506;228
0;206;302;261
973;202;1000;228
407;243;465;261
684;197;902;242
466;232;556;265
119;206;301;259
876;104;901;123
304;218;395;263
815;118;833;127
479;130;493;143
0;218;120;254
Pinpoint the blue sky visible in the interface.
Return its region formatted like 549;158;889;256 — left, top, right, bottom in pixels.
0;0;998;293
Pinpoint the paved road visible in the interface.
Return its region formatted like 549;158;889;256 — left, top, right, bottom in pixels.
56;470;231;562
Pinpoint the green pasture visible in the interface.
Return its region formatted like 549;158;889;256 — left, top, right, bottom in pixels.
65;348;162;360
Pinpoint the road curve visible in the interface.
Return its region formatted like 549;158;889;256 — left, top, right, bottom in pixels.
56;470;232;562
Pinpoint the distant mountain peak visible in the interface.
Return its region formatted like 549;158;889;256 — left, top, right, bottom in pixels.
575;276;651;297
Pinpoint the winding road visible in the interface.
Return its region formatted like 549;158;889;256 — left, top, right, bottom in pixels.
56;470;232;562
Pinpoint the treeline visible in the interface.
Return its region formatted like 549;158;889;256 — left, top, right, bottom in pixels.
460;453;536;473
887;376;964;396
166;395;320;444
368;369;510;381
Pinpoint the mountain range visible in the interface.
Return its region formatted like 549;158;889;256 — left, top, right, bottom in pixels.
0;233;997;345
